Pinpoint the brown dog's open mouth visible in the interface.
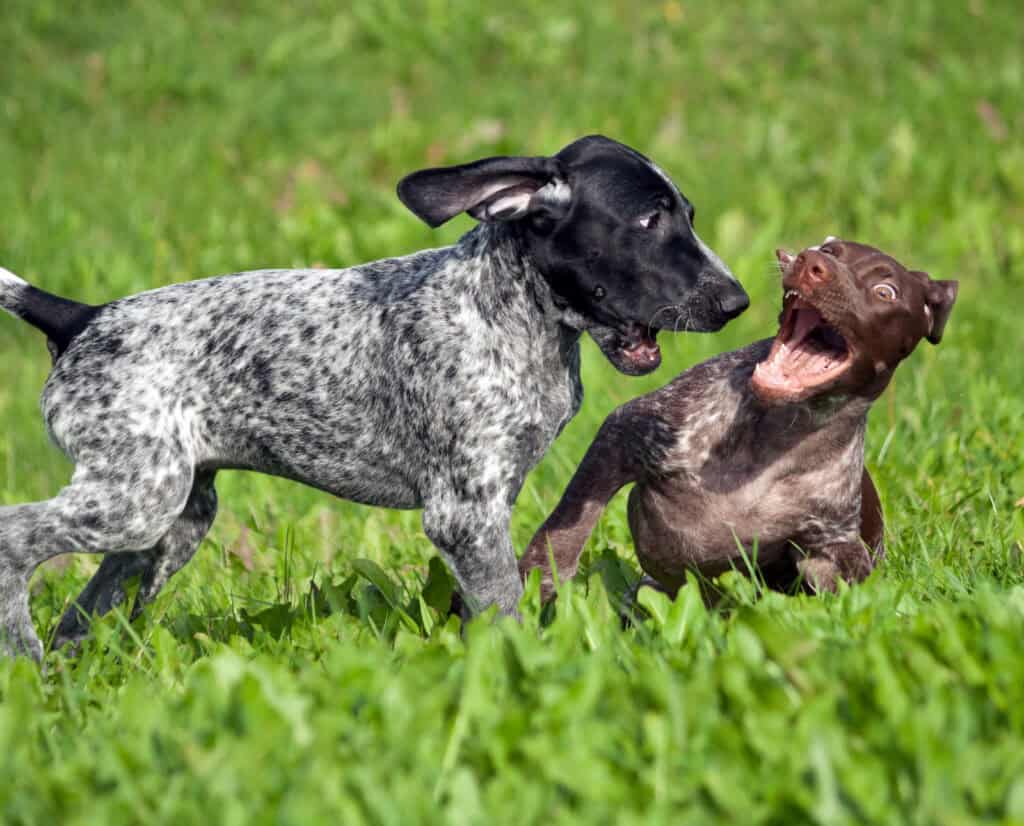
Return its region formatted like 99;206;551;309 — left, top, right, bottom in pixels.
751;292;851;402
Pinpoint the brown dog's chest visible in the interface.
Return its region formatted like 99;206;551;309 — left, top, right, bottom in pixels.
628;463;859;586
628;374;867;588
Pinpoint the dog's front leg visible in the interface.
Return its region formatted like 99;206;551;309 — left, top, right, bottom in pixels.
518;405;646;601
422;494;522;618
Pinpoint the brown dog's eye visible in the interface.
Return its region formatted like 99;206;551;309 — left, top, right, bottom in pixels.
821;243;839;256
874;283;898;301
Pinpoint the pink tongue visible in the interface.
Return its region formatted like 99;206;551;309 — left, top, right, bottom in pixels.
782;309;842;376
624;335;660;368
791;307;821;346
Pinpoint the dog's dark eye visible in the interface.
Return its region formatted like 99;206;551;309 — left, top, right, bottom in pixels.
592;285;607;301
638;211;661;230
821;243;839;256
873;283;898;301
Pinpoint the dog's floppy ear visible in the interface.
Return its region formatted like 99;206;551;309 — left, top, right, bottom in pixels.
921;275;958;344
397;155;569;228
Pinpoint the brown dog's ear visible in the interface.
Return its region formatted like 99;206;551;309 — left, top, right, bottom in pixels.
922;276;958;344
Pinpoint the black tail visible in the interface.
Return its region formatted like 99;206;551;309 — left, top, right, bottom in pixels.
0;267;99;357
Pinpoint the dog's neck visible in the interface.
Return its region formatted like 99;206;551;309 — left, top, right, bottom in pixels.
684;350;875;476
448;223;585;348
749;393;870;455
764;391;872;432
718;384;872;485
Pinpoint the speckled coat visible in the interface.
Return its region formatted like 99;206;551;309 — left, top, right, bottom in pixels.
0;135;747;660
0;226;586;657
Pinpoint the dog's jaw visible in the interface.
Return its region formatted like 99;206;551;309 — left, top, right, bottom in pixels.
587;322;662;375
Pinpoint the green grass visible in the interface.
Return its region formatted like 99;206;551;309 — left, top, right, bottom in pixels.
2;0;1024;822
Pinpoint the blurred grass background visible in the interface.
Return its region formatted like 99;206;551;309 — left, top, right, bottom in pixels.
1;1;1023;823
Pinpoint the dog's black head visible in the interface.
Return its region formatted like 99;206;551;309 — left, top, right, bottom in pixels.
397;135;748;375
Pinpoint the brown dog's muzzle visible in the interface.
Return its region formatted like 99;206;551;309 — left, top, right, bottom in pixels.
792;250;833;290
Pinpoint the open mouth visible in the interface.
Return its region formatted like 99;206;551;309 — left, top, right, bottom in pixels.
751;291;851;403
588;321;662;375
614;323;661;373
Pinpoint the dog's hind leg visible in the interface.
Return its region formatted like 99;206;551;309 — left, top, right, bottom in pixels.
51;472;217;651
134;472;217;614
51;552;153;648
860;468;885;564
0;449;195;660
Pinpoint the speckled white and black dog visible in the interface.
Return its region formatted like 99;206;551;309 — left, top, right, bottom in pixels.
0;135;748;660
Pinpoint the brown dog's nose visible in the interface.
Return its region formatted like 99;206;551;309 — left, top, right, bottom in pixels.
795;250;831;287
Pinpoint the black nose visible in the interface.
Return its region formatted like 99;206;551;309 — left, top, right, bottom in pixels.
718;284;750;319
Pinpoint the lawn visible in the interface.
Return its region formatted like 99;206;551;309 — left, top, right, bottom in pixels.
1;1;1023;823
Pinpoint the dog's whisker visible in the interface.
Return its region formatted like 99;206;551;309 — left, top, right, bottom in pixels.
648;305;681;338
672;309;692;335
0;135;750;660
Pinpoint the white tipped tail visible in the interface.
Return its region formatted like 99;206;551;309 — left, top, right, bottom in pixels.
0;267;30;319
0;267;28;286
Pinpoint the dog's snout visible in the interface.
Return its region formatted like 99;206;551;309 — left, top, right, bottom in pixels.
717;283;750;320
795;251;832;287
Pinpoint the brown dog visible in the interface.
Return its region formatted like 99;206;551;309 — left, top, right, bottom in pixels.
519;238;958;599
